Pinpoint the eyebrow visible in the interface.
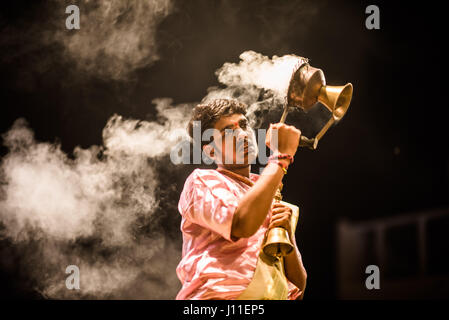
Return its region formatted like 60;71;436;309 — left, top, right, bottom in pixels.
219;124;234;133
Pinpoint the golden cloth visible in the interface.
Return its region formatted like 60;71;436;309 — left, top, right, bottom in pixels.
237;201;299;300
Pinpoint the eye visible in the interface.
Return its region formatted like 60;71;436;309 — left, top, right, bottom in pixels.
239;120;248;130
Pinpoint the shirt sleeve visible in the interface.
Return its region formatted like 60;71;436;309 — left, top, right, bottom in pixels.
179;169;240;242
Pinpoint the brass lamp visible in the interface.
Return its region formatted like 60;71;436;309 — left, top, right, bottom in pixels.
282;60;353;149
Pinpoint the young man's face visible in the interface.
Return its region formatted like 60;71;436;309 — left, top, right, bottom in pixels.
206;113;258;169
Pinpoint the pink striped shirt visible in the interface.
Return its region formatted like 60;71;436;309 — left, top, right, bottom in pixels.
175;168;301;300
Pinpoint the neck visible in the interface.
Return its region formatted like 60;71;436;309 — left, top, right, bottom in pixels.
217;164;251;178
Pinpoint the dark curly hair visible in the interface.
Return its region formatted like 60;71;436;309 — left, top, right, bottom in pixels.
187;99;247;148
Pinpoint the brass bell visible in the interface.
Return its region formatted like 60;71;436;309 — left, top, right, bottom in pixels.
262;187;299;257
262;225;293;257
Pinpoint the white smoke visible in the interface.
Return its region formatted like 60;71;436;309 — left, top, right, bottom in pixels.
216;50;305;97
0;98;191;299
52;0;173;80
103;99;191;157
204;50;307;127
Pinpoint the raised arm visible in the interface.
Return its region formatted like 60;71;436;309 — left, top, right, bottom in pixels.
231;123;301;239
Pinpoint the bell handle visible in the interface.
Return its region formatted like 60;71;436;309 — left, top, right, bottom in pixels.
299;135;318;150
279;104;290;124
279;104;318;150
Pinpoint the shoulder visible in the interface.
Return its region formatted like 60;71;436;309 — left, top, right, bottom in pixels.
180;169;229;203
183;168;224;188
186;168;220;181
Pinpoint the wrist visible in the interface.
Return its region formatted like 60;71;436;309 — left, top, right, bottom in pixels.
268;159;289;175
275;149;295;158
270;152;294;164
278;158;291;168
268;155;292;169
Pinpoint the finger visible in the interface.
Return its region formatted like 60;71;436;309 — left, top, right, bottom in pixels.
271;206;292;213
271;205;287;211
270;214;290;224
271;202;285;208
271;203;291;209
271;209;290;217
269;218;290;230
271;209;292;217
271;207;292;214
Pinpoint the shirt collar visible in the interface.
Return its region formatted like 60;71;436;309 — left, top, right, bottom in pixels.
216;167;257;187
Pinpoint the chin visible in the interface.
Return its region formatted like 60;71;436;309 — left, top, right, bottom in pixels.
231;159;254;168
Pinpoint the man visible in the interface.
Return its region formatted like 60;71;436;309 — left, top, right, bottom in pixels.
176;99;307;300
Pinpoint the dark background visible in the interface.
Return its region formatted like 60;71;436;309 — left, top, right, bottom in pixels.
0;0;448;299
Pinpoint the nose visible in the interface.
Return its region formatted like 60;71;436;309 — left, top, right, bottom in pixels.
234;128;248;144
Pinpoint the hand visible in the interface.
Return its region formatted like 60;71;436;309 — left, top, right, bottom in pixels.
265;123;301;157
268;202;293;238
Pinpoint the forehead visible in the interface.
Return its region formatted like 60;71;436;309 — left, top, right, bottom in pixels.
214;113;247;131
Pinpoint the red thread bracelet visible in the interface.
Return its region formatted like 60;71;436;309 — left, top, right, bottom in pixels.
268;153;294;164
269;159;288;174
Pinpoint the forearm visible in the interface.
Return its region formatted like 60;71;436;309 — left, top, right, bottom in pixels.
284;235;307;299
231;161;286;238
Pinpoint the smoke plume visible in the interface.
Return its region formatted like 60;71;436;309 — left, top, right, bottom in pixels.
51;0;173;80
0;0;174;83
0;99;191;299
216;51;304;98
203;50;313;129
